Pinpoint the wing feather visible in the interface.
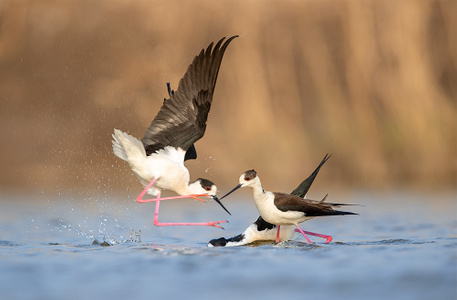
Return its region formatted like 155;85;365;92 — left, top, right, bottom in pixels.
290;154;331;198
141;35;238;155
274;193;358;216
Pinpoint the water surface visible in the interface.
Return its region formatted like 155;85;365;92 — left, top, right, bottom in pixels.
1;191;456;300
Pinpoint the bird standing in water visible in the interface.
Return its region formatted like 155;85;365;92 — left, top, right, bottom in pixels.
209;154;332;246
112;36;237;228
220;154;358;242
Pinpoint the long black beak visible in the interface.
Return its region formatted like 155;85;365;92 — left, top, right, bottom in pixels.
220;183;243;201
212;195;231;215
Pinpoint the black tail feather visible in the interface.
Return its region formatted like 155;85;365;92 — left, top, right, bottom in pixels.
332;210;359;216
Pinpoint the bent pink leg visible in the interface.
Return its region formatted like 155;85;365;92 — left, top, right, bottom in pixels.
275;225;281;243
294;229;333;243
136;177;157;203
294;225;313;244
136;177;206;203
152;194;227;229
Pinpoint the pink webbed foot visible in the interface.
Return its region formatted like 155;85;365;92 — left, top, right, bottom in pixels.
153;219;228;229
294;228;333;243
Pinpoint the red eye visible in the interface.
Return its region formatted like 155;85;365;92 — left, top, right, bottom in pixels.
245;176;251;181
205;186;211;191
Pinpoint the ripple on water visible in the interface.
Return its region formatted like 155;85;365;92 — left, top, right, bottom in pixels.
0;240;21;247
334;238;437;246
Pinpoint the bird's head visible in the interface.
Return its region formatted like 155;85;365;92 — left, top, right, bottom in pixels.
189;178;231;215
220;169;260;200
189;178;218;196
238;169;260;188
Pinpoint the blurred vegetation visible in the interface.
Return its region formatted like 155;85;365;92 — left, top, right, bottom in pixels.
0;0;456;195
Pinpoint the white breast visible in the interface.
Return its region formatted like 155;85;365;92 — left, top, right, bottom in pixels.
133;147;190;196
253;191;309;226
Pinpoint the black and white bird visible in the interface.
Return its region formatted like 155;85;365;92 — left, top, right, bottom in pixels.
112;36;237;228
208;154;331;247
217;154;358;243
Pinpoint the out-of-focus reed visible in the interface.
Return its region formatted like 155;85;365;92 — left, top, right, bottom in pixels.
0;0;455;193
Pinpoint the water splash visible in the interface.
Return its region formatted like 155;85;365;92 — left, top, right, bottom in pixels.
49;215;142;246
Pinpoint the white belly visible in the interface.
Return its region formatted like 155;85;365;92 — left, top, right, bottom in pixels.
112;131;189;196
261;209;311;225
131;150;190;196
254;191;313;226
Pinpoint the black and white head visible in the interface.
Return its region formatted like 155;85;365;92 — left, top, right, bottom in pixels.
189;178;231;215
220;169;261;200
238;169;260;188
189;178;218;196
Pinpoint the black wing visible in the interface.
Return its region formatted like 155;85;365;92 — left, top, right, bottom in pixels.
274;193;358;217
141;35;238;155
291;153;331;198
164;82;197;161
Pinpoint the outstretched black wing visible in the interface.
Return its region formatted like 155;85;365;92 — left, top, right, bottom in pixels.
141;35;238;155
163;82;197;161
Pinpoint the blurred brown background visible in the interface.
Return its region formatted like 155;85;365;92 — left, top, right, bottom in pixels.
1;0;456;196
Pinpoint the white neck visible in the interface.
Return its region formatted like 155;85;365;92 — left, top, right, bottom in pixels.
249;179;270;207
248;179;279;224
251;181;265;199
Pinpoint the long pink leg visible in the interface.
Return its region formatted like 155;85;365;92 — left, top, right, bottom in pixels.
152;193;227;229
294;225;313;244
275;225;281;243
294;228;333;243
136;177;206;203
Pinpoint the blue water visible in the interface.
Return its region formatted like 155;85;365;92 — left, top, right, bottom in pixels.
0;191;456;300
